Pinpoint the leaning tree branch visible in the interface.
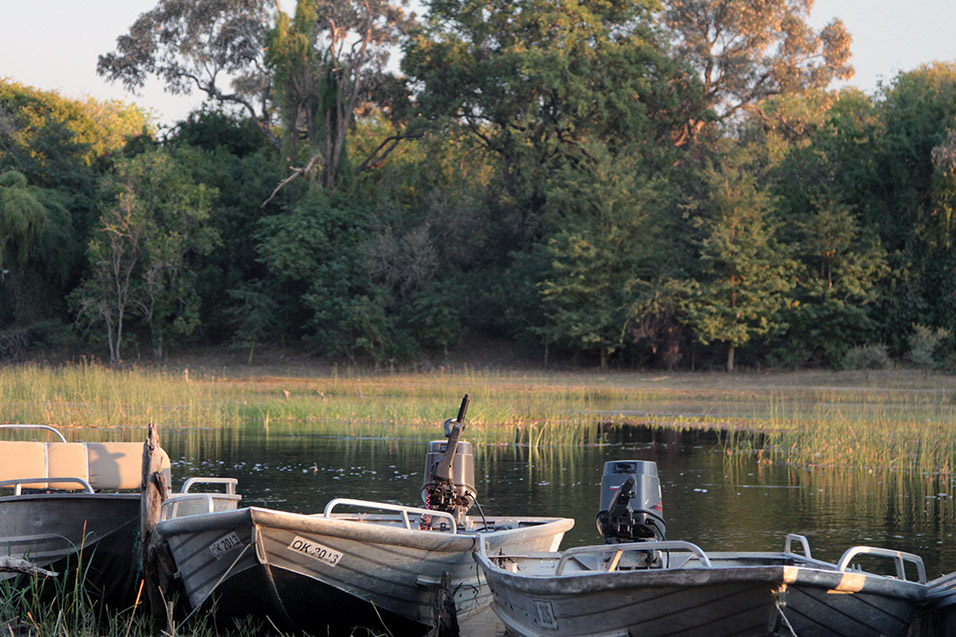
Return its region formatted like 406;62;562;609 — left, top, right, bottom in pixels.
260;152;323;207
353;131;424;175
178;71;280;149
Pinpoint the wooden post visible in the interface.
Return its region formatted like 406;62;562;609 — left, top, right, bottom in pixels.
140;424;171;634
430;571;459;637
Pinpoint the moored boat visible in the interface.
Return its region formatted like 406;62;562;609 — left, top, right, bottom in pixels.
476;536;928;637
476;539;783;636
0;424;240;608
155;395;576;635
158;500;573;635
475;459;929;637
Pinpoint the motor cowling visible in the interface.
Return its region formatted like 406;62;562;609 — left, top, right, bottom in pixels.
595;460;666;544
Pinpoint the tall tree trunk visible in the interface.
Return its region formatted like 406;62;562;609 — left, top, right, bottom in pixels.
727;344;735;372
152;331;164;361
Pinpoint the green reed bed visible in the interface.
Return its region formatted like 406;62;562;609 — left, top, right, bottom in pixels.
0;364;623;444
0;572;273;637
2;363;956;473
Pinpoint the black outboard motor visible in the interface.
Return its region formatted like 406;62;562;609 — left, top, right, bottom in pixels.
595;460;666;544
420;395;477;528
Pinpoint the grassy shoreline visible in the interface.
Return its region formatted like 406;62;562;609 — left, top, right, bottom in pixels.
2;361;955;473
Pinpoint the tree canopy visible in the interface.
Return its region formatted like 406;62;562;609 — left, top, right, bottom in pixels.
4;2;956;371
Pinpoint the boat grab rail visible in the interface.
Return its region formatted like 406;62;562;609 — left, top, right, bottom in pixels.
836;546;927;584
556;541;713;575
323;498;457;533
783;534;812;559
0;424;67;442
181;477;238;495
160;493;218;520
0;477;94;495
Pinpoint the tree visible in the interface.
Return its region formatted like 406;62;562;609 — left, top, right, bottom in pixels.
0;171;75;326
660;0;853;142
164;109;283;341
226;279;280;363
97;0;277;143
536;147;674;367
0;80;154;314
403;0;703;243
782;194;887;365
870;63;956;251
264;0;417;195
751;92;888;365
0;80;149;170
864;63;956;347
70;188;143;364
255;186;458;363
71;149;218;363
99;0;416;196
929;129;956;250
255;191;396;361
684;154;794;371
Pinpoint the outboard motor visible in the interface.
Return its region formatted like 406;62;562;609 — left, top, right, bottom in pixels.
595;460;666;544
420;395;477;528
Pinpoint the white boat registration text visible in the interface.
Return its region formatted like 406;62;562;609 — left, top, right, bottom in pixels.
287;536;343;566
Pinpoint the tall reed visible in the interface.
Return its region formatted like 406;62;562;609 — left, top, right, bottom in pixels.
2;363;955;473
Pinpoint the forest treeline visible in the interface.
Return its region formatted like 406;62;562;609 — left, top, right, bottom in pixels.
2;0;956;372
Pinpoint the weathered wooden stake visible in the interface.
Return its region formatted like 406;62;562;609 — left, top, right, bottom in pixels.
0;556;57;578
140;423;171;635
430;571;460;637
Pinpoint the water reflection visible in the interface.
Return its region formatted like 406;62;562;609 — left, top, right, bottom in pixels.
159;425;956;578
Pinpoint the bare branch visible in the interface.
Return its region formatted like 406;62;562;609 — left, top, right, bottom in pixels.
261;152;323;207
353;131;423;175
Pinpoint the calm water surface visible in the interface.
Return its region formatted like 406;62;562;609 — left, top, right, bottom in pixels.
162;425;956;579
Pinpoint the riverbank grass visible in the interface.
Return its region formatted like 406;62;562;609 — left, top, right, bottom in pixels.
2;363;955;473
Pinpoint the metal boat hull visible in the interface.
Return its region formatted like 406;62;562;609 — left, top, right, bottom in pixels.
772;562;926;637
476;553;782;636
476;548;928;637
705;552;927;637
156;506;573;636
0;492;141;608
910;571;956;637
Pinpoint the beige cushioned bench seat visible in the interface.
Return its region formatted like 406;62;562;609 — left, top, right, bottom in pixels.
0;441;171;491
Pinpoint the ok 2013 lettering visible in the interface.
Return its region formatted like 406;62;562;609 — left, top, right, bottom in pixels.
209;532;242;560
291;539;328;557
287;536;342;566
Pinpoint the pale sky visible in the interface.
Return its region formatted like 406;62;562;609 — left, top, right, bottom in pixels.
1;0;954;127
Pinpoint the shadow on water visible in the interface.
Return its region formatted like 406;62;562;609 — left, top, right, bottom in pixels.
145;424;956;578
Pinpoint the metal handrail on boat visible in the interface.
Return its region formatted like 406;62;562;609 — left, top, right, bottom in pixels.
0;477;94;495
556;541;713;575
161;493;217;520
783;534;813;559
323;498;458;533
182;477;238;495
0;424;67;442
836;546;927;584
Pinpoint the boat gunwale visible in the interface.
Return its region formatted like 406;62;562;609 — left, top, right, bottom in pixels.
474;550;928;601
157;505;574;551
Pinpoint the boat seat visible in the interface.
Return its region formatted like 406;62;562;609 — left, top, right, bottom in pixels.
0;440;171;491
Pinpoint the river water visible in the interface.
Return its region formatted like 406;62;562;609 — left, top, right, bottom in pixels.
161;424;956;580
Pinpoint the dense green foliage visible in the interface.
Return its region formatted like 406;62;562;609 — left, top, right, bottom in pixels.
3;1;956;371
